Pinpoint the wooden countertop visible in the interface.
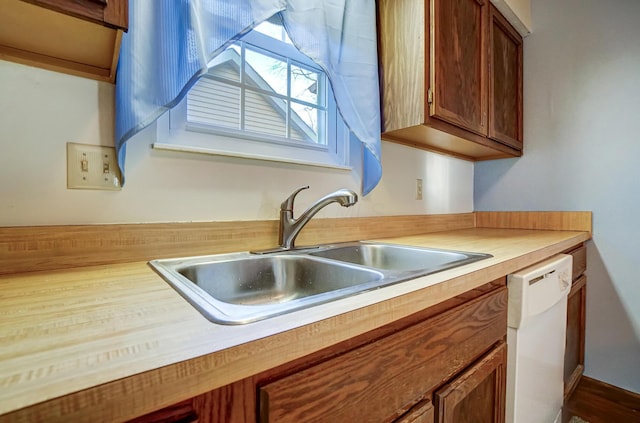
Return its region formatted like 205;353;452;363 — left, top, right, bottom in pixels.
0;227;591;422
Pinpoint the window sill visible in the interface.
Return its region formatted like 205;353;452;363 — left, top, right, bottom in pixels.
152;142;353;171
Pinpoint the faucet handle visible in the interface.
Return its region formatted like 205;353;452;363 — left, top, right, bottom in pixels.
281;186;310;211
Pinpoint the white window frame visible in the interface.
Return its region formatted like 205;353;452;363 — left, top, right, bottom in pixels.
154;27;351;170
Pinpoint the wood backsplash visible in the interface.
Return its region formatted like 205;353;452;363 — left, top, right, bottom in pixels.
0;214;476;275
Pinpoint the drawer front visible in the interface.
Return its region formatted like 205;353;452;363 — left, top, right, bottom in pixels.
567;244;587;281
259;287;508;423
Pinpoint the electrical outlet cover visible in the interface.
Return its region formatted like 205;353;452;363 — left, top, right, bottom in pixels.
66;143;121;190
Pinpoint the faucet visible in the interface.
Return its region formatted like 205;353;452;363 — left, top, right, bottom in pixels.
277;186;358;250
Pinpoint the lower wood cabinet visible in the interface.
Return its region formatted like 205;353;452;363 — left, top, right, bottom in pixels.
435;342;506;423
564;244;587;400
129;280;508;423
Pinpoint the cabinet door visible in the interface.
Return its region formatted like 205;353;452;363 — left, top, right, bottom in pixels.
564;275;587;399
435;342;506;423
488;4;523;150
431;0;488;136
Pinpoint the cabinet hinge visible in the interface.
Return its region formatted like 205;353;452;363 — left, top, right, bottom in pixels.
427;87;433;104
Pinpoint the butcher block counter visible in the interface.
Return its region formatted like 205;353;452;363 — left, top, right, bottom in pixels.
0;212;592;422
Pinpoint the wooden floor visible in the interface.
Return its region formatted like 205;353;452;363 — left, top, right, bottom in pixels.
564;376;640;423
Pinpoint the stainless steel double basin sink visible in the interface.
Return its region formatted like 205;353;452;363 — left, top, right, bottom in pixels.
149;242;492;324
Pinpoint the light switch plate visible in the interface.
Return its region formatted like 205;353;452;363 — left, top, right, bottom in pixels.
66;143;121;190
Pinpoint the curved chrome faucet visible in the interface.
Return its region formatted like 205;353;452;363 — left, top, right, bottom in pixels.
278;186;358;250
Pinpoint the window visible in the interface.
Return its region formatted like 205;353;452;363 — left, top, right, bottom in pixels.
156;18;350;169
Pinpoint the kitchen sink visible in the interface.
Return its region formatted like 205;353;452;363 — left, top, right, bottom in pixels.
149;242;491;324
309;242;484;272
177;255;383;305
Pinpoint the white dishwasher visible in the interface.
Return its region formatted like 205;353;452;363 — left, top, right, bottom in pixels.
506;254;573;423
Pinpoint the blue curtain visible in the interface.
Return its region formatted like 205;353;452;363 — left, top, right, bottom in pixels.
115;0;382;195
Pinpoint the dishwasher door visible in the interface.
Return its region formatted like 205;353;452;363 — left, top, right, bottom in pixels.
506;254;573;423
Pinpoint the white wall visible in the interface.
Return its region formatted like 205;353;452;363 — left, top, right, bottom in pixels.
475;0;640;393
0;60;473;226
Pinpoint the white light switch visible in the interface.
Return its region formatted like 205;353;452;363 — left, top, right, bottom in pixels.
66;143;121;190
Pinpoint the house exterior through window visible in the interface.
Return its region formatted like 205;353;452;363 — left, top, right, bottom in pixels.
157;17;350;169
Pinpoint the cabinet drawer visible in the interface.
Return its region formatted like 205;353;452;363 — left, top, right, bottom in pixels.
566;244;587;280
258;287;507;423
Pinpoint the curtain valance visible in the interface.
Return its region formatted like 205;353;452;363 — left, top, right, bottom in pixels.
115;0;382;194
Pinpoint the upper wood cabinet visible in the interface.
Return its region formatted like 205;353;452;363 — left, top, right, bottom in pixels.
0;0;128;83
378;0;523;161
489;4;523;150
